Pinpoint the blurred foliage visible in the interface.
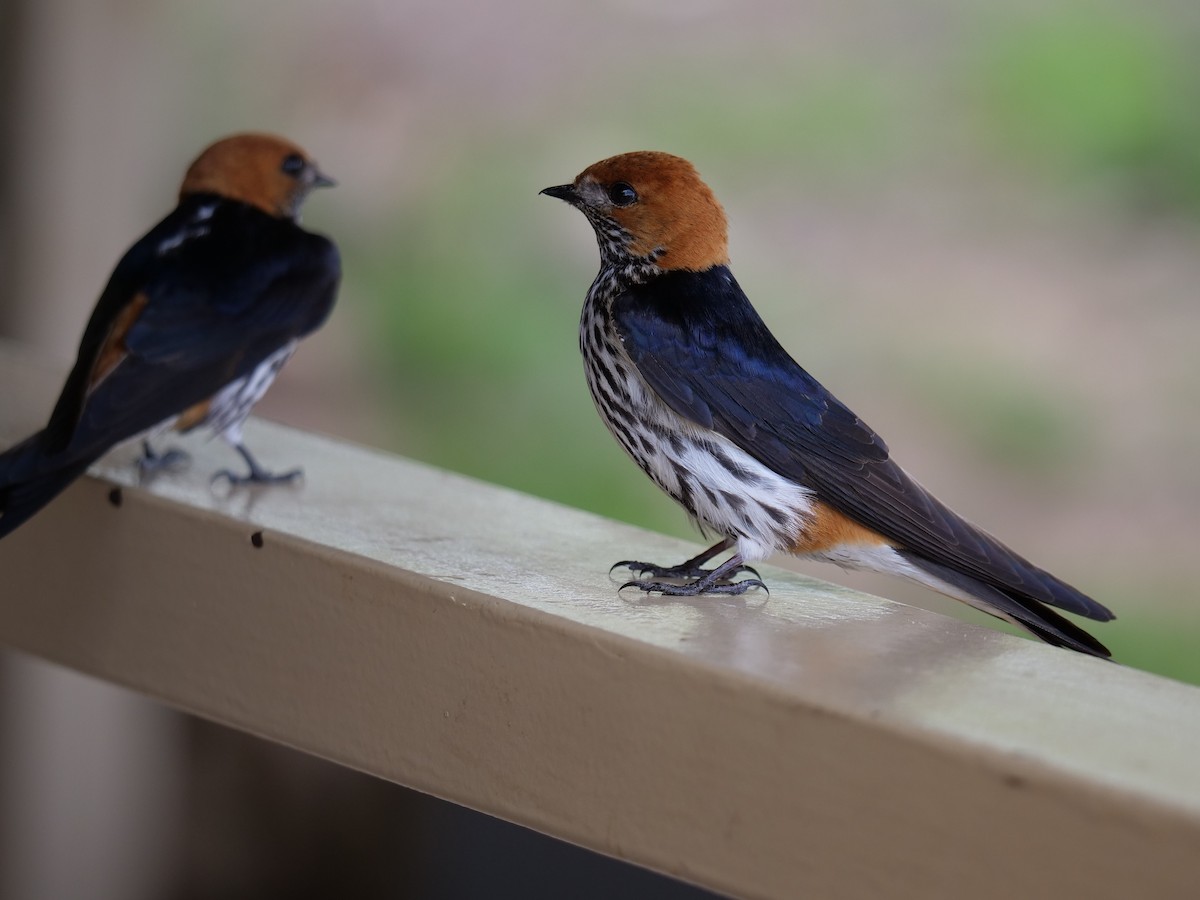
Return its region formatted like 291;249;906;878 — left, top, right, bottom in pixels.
969;3;1200;214
903;354;1095;477
654;65;913;175
1107;615;1200;686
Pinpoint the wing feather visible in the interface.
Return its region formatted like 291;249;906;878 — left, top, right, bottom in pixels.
40;197;340;465
611;267;1112;623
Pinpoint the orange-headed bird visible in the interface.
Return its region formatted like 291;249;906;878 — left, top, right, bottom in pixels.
0;133;340;539
543;151;1113;656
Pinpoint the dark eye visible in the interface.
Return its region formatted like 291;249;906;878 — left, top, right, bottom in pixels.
281;153;306;177
607;182;638;207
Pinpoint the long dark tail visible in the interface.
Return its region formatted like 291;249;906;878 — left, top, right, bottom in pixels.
898;550;1111;658
0;432;97;539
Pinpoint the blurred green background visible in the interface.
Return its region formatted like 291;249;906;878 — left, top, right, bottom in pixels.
1;0;1198;895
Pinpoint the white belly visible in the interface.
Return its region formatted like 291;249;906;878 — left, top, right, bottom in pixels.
204;341;297;445
580;301;812;562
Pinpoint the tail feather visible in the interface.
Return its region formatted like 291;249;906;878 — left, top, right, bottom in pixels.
898;550;1111;658
0;433;98;539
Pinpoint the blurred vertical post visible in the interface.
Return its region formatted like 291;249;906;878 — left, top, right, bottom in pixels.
0;3;183;900
0;0;25;338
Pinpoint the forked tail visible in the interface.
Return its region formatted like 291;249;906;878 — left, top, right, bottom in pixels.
0;433;97;539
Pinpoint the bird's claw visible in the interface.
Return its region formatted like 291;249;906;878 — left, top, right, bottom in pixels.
211;466;303;488
619;577;768;597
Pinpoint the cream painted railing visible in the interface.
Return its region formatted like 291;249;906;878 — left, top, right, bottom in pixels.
1;341;1197;899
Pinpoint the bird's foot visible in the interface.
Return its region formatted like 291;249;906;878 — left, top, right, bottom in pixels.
211;443;302;488
211;466;303;487
616;549;767;597
610;538;758;583
619;575;767;597
137;441;191;478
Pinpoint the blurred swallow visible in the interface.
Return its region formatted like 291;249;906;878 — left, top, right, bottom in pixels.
0;133;340;539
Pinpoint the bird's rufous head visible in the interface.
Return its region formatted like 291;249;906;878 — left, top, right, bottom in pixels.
541;151;729;272
179;133;334;221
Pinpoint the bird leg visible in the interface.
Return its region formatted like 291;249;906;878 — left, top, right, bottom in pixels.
612;537;760;581
212;443;302;487
137;440;192;478
619;547;767;596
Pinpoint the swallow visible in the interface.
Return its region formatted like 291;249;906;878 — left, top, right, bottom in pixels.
0;132;340;539
542;150;1114;657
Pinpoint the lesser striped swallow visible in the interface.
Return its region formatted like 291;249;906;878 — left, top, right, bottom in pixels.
543;150;1114;657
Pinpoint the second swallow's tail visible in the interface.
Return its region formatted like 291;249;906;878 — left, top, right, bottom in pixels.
0;433;96;539
894;550;1112;658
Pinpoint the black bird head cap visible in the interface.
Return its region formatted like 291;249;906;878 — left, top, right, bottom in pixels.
180;132;335;222
543;151;730;272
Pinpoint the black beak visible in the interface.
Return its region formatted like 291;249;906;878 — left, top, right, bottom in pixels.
540;183;578;204
311;166;336;189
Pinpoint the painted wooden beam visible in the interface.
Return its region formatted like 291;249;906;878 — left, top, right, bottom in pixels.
1;341;1197;899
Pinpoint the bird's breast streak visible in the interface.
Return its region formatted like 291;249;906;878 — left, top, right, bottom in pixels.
581;294;812;561
201;341;297;444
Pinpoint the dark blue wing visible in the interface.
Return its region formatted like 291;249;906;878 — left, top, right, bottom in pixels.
610;266;1112;623
43;194;340;463
1;195;338;537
